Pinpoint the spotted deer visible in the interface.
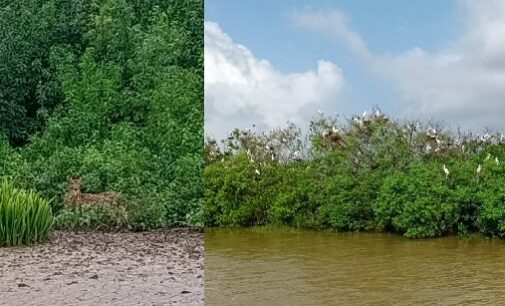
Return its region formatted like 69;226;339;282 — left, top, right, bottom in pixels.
64;177;121;209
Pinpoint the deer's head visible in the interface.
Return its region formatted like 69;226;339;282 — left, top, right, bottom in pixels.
68;177;83;192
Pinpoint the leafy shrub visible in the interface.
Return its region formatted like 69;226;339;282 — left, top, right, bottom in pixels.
0;181;53;246
476;162;505;237
54;205;127;231
375;163;460;238
269;162;324;228
126;198;168;231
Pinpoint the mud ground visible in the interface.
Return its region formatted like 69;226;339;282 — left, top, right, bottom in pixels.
0;229;204;305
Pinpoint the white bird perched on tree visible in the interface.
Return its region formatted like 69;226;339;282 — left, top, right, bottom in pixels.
496;157;500;166
293;151;301;161
443;164;450;179
485;153;491;162
255;169;260;176
352;116;363;127
477;164;482;175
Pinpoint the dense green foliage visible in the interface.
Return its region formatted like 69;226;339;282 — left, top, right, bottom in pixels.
0;0;203;230
205;109;505;238
0;181;53;246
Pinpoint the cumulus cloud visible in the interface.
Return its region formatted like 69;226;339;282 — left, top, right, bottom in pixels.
204;21;345;139
291;1;505;131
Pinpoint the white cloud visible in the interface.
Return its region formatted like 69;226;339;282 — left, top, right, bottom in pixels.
291;2;505;131
204;21;345;139
291;9;372;62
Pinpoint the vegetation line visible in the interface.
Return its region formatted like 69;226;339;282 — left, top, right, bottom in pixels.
205;108;505;238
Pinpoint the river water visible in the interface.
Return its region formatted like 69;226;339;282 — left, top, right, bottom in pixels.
205;227;505;305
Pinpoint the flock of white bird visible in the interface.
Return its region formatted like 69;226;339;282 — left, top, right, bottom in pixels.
443;153;499;181
215;109;505;181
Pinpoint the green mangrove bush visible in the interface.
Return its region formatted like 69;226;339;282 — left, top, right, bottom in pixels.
205;108;505;238
0;181;53;246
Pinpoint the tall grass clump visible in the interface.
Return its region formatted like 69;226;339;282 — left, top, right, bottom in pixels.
0;181;53;246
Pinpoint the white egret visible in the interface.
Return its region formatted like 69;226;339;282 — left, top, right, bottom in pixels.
485;153;491;162
352;116;363;127
496;157;500;166
255;169;260;176
477;164;482;175
443;164;450;179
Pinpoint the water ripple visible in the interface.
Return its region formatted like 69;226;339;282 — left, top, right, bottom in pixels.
205;229;505;305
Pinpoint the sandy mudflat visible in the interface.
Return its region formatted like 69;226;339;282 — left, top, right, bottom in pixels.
0;229;204;306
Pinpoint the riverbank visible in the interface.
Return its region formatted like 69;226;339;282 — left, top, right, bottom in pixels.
0;228;204;306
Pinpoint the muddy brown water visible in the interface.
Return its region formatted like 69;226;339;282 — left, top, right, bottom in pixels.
205;227;505;306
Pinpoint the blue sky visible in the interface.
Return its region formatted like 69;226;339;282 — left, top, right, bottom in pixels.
205;0;505;139
206;0;459;71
